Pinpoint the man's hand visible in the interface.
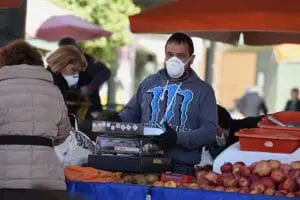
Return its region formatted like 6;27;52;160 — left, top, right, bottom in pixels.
154;124;177;150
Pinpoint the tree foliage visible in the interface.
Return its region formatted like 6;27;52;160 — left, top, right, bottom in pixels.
50;0;140;67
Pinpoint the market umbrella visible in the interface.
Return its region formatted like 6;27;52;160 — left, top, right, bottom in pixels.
130;0;300;45
26;0;111;41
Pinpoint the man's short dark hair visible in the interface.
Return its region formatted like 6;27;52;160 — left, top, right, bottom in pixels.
59;37;78;47
165;32;194;56
217;105;232;129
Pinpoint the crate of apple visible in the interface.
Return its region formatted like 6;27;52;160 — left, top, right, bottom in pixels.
153;160;300;198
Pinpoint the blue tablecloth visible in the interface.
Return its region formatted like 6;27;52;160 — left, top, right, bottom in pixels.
67;181;291;200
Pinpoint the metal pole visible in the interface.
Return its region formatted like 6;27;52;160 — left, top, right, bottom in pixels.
107;54;118;111
0;0;26;47
204;41;216;85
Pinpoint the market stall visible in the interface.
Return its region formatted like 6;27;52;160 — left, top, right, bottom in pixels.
62;117;300;199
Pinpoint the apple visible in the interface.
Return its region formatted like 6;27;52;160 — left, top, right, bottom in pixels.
250;162;259;172
254;161;272;177
291;161;300;170
264;188;275;196
268;160;281;170
251;180;265;193
239;187;250;194
238;177;250;188
225;187;239;193
239;166;251;177
204;171;218;184
270;169;285;183
221;162;233;174
281;177;297;192
214;186;225;191
286;193;295;197
260;177;275;189
223;174;237;187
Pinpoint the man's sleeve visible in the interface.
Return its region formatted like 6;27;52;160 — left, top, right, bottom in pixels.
176;87;217;150
119;84;143;123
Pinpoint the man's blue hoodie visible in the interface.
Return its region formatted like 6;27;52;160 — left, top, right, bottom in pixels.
120;69;217;165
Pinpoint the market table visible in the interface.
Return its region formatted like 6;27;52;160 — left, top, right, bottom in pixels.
66;181;292;200
213;142;300;173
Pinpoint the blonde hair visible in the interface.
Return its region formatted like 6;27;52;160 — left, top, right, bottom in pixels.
46;45;87;73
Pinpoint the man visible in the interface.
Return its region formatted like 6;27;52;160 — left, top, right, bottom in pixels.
58;37;111;114
284;88;300;111
237;86;268;117
120;33;217;175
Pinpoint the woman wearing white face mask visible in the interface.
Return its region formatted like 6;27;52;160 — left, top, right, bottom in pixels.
46;46;87;120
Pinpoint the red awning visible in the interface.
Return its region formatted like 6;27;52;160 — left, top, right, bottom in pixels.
130;0;300;45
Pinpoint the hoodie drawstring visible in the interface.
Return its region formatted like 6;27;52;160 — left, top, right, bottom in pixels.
160;80;169;101
159;82;182;126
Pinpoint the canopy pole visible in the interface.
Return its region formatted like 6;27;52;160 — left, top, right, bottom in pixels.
0;0;26;47
204;41;216;85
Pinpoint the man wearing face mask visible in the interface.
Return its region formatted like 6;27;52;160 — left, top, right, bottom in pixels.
120;33;217;175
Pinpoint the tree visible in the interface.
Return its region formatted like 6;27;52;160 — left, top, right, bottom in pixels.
50;0;140;66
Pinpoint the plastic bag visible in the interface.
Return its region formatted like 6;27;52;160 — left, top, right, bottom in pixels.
55;116;95;168
197;146;214;167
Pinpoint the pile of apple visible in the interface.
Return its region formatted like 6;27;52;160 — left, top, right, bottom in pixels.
194;160;300;197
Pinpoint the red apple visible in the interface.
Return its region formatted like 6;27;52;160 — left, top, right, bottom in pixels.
238;177;250;187
250;162;259;172
271;169;286;183
280;163;292;171
221;162;233;174
239;166;251;177
291;161;300;170
281;177;297;192
254;161;272;177
232;162;246;175
204;171;218;184
286;192;295;197
295;191;300;197
249;175;260;182
223;174;237;187
225;187;239;193
296;177;300;187
251;180;265;193
268;160;281;170
250;190;261;194
260;177;275;189
214;186;225;191
264;188;275;196
215;174;225;186
239;187;250;194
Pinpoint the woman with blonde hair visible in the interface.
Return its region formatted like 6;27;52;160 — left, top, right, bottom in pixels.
0;40;71;198
47;45;89;119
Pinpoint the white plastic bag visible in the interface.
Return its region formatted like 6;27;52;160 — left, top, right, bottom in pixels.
197;146;214;167
55;116;95;168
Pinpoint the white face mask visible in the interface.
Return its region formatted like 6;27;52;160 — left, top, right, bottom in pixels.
165;56;191;79
63;74;79;87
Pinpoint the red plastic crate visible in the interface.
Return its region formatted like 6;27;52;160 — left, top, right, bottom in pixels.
235;128;300;154
259;112;300;133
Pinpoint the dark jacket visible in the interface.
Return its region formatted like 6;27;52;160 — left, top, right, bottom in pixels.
209;115;264;159
238;92;268;117
48;53;111;115
284;100;300;111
